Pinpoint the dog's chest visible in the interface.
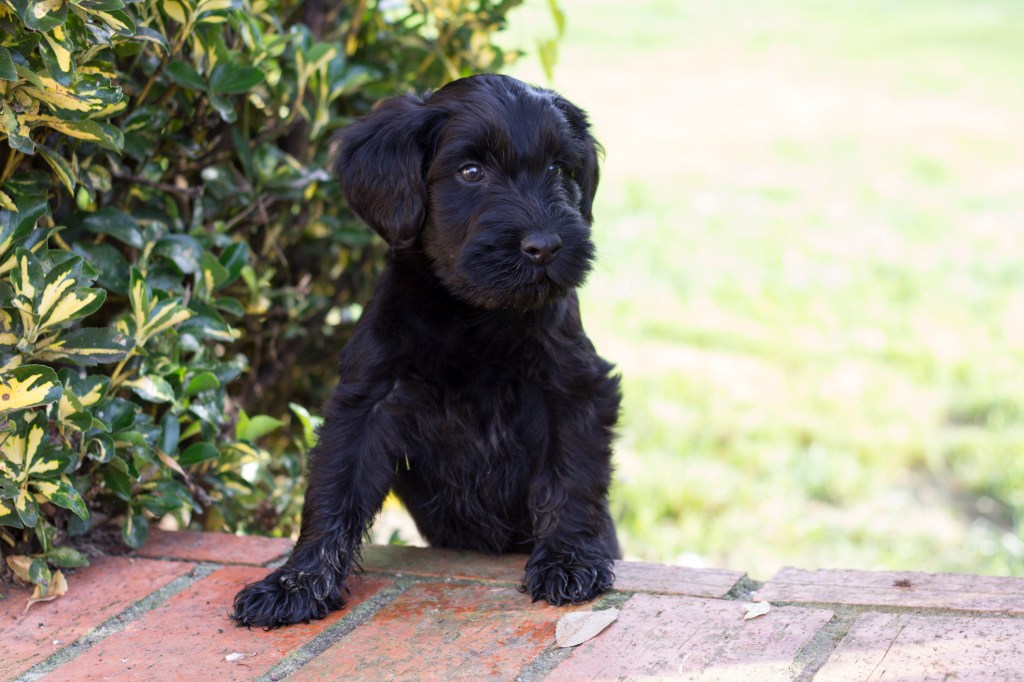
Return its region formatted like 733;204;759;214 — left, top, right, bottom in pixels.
387;354;549;549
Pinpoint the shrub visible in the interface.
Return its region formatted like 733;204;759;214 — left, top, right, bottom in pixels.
0;0;538;600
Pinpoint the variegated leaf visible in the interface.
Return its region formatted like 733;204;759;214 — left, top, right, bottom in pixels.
38;25;76;86
34;256;106;334
32;476;87;519
35;144;77;193
0;499;23;527
0;365;62;415
0;309;18;347
123;375;174;403
13;487;38;526
36;327;133;365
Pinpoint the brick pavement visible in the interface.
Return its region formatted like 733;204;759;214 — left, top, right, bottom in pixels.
3;530;1024;681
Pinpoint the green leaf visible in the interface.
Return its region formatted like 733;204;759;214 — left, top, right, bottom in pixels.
289;402;322;449
121;506;148;548
70;242;130;295
184;371;220;396
37;327;134;365
95;396;138;433
208;92;236;122
235;411;283;442
0;365;63;414
165;60;206;90
46;545;89;568
79;207;143;248
153;234;202;274
77;0;126;11
211;296;245;317
0;47;17;82
159;411;179;454
124;375;175;403
179;442;219;465
103;462;133;500
0;478;19;498
209;62;264;94
217;241;249;286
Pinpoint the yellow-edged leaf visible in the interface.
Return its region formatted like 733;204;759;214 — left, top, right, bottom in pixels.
0;309;17;346
37;289;103;333
2;431;28;470
0;366;62;414
36;261;77;320
32;479;59;497
163;0;190;24
143;302;193;339
0;189;15;211
15;251;36;300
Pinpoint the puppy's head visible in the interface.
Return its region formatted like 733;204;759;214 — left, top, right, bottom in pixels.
334;74;600;310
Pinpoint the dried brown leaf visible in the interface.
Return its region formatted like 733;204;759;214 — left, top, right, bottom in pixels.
742;600;771;620
555;608;620;648
24;570;68;613
5;555;34;583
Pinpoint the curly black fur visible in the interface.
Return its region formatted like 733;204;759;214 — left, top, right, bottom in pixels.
230;74;621;629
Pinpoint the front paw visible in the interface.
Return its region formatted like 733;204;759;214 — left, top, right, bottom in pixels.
230;568;345;629
523;545;615;606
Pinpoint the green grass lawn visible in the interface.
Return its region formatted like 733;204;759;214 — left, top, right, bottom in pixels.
499;0;1024;578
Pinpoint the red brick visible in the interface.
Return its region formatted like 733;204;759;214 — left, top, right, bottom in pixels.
0;556;192;682
816;612;1024;681
613;561;744;598
290;583;583;681
360;546;744;598
135;529;293;566
549;593;833;681
360;544;526;583
40;567;391;682
756;567;1024;613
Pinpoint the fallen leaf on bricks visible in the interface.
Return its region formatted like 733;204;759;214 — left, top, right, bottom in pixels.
24;570;68;613
555;608;620;647
742;601;771;620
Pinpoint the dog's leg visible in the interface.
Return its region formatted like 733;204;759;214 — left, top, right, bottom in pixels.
230;383;396;628
524;375;621;606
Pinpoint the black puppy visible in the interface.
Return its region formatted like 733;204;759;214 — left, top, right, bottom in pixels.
231;74;621;628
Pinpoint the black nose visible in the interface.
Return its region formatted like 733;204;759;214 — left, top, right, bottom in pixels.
521;233;563;265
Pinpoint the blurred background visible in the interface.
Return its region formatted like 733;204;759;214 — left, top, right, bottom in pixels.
442;0;1024;579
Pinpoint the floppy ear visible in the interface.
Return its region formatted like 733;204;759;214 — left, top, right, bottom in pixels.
333;93;439;249
552;96;601;223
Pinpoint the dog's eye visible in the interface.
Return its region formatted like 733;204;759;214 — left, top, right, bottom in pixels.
547;163;563;177
457;165;484;183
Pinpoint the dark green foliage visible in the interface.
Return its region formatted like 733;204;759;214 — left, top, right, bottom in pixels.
0;0;529;592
